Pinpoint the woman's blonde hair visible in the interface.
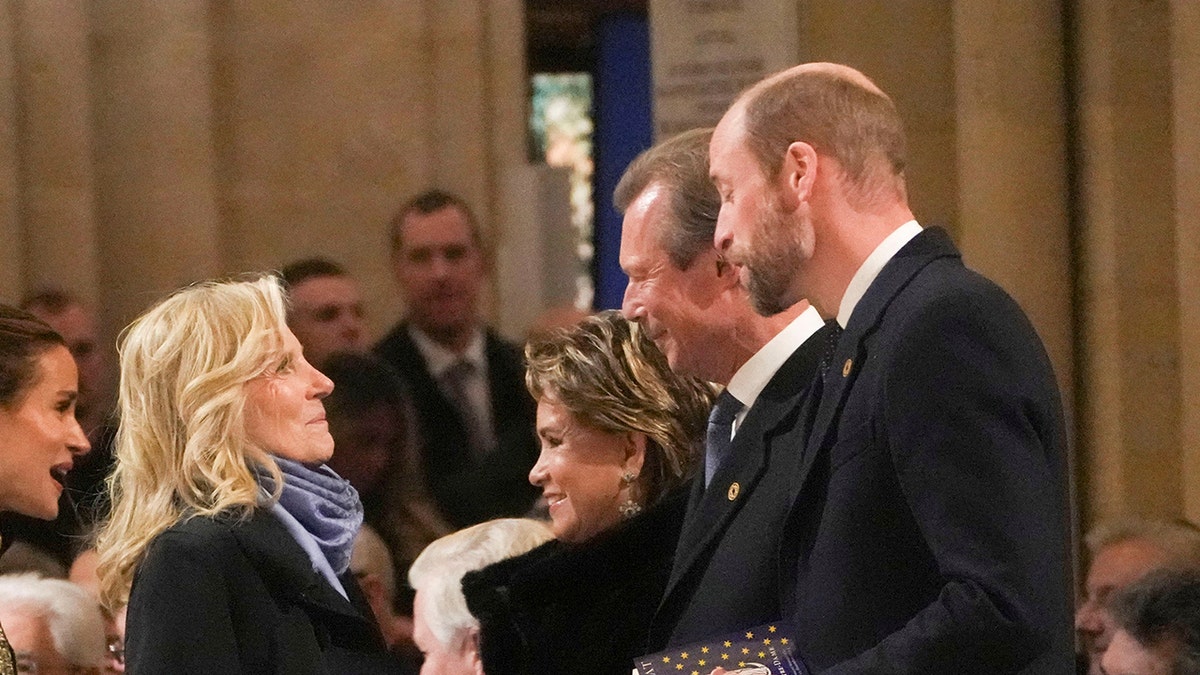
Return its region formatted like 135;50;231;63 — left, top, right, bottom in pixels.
95;275;291;610
524;310;715;506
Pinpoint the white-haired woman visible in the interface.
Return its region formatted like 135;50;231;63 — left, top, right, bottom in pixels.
0;573;108;673
95;276;397;673
1;305;91;671
407;519;553;675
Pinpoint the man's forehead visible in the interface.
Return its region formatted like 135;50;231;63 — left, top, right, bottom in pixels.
1090;538;1172;586
34;303;96;338
711;103;747;153
291;275;361;303
400;206;476;249
620;186;672;264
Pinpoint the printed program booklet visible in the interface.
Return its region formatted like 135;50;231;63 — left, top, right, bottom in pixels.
633;623;809;675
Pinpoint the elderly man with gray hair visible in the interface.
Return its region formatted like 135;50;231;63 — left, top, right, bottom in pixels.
1077;518;1200;674
407;519;552;675
1102;569;1200;675
0;573;108;674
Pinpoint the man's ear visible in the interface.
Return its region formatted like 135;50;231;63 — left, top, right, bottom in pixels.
778;141;819;211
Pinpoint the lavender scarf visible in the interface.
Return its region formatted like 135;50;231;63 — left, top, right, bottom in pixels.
258;457;363;575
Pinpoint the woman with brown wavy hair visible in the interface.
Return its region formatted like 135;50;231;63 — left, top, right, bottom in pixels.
461;310;714;674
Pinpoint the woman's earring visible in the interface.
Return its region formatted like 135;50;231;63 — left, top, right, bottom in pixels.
618;471;642;519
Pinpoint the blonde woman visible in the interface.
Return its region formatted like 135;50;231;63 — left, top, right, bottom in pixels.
95;277;397;674
461;310;714;675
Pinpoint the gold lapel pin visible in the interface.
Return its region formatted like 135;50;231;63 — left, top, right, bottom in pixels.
727;482;740;501
842;358;853;377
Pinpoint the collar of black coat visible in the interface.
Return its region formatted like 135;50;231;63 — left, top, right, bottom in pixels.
841;226;959;339
211;508;366;623
462;486;690;607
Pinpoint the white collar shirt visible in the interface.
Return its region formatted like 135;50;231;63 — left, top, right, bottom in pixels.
836;220;923;328
725;305;826;437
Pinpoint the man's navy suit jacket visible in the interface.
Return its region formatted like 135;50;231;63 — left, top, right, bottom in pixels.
649;322;831;650
779;228;1074;673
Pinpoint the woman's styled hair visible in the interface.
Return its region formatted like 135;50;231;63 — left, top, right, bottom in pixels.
408;518;553;648
0;304;65;409
95;275;292;610
524;310;715;506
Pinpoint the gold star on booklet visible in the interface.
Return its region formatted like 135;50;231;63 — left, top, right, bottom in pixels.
632;622;809;675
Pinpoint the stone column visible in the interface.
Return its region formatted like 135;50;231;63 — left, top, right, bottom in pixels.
1074;0;1179;523
210;0;434;341
1171;0;1200;522
484;0;531;335
88;0;222;332
952;3;1073;410
10;0;98;303
428;0;490;218
0;4;21;300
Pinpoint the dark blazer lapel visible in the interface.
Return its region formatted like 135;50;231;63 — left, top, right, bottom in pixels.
664;335;824;596
231;510;368;624
483;330;520;420
793;228;962;500
666;407;774;593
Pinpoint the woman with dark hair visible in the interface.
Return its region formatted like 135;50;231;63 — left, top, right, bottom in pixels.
462;310;714;674
0;304;91;671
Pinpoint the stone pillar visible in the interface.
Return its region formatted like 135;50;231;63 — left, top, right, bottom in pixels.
1172;0;1200;522
10;0;98;304
429;0;491;218
88;0;222;332
1074;0;1179;523
797;0;958;235
0;4;21;300
484;0;530;335
952;2;1073;406
210;0;434;340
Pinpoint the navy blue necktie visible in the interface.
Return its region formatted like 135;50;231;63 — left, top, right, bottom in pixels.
819;322;844;375
705;390;744;487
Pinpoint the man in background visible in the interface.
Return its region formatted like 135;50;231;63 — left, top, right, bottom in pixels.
1103;569;1200;675
279;257;368;367
616;128;829;648
21;290;108;437
1077;519;1200;674
374;189;539;528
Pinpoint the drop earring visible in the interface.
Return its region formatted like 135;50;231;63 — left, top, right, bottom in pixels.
618;471;642;519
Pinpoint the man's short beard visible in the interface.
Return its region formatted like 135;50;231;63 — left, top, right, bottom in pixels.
743;207;806;317
746;264;794;316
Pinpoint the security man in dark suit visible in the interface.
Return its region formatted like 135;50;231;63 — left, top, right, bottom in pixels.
711;63;1074;673
616;128;831;650
375;190;538;528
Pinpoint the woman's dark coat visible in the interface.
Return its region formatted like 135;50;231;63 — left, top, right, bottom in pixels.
125;508;399;674
463;488;688;675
